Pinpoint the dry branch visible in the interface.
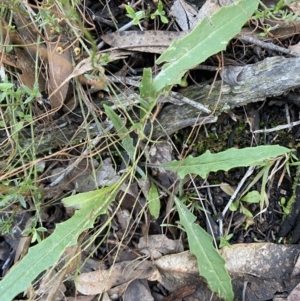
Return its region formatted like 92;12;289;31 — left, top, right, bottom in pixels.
1;56;300;155
150;56;300;138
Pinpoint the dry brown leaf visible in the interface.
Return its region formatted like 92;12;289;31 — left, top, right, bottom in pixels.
219;182;235;196
44;27;73;110
101;31;185;54
67;296;97;301
0;19;46;91
138;235;184;259
39;2;74;110
289;1;300;14
123;279;154;301
264;18;300;38
12;48;45;90
34;270;66;301
191;0;221;29
116;209;131;232
170;0;197;31
71;50;129;79
77;260;157;295
289;42;300;54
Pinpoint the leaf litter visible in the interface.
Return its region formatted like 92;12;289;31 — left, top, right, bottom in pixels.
1;0;300;300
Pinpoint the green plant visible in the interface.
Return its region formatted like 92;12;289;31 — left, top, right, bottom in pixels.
253;0;300;36
180;192;205;213
229;190;260;218
219;234;233;248
150;1;168;24
125;1;168;27
160;145;290;300
22;218;47;243
2;1;291;301
280;197;290;215
0;216;14;236
125;5;145;27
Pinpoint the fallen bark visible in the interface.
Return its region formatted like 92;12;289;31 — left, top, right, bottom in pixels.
1;56;300;155
150;56;300;138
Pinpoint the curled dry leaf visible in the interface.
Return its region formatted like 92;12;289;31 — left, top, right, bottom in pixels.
49;158;119;193
190;0;221;29
77;260;157;295
123;279;154;301
138;234;184;259
96;158;120;186
0;19;46;91
44;25;73;110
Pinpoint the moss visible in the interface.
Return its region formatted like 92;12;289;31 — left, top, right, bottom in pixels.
193;122;250;154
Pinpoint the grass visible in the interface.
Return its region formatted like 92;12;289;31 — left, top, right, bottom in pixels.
1;1;292;300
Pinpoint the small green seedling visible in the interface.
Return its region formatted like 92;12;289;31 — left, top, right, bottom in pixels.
125;5;145;28
125;1;168;28
150;1;168;24
219;233;233;248
229;190;260;218
280;197;290;215
22;218;47;243
254;0;300;34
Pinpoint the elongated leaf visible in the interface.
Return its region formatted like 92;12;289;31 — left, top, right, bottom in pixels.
162;145;291;179
139;68;157;120
104;104;135;160
0;186;117;301
174;197;234;301
148;181;160;219
152;0;258;92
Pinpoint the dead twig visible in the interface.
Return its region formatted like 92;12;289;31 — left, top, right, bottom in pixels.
239;34;300;57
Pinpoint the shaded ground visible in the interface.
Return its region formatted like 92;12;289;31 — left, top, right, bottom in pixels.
1;0;300;300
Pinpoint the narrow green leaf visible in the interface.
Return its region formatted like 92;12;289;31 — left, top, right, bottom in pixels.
148;182;160;219
139;68;157;119
0;82;13;91
153;0;259;92
104;104;135;160
260;164;271;211
162;145;291;179
174;197;234;301
0;187;117;301
13;121;24;133
140;68;156;100
241;206;253;218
